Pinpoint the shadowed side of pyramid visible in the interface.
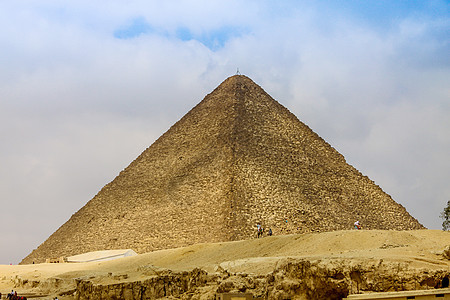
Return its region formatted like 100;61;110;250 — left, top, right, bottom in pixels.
21;75;423;264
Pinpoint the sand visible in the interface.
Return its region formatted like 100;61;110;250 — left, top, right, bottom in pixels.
1;229;449;299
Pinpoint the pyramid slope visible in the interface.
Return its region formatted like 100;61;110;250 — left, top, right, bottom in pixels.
21;76;423;264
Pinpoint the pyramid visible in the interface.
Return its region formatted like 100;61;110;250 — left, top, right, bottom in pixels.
21;75;423;264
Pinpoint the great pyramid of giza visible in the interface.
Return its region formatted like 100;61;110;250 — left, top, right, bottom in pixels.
21;75;423;264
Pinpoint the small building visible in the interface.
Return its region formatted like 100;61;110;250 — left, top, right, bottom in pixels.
66;249;137;263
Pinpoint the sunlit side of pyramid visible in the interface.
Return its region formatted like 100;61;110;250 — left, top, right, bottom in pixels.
22;75;423;264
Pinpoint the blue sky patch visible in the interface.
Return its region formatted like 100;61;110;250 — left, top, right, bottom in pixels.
114;17;153;39
176;26;249;51
198;26;247;51
114;18;247;51
176;27;194;41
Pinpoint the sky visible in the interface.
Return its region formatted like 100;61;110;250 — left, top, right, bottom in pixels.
0;1;449;264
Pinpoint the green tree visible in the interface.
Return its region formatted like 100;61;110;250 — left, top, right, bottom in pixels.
440;200;450;231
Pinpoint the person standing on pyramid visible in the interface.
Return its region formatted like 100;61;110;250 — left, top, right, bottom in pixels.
256;223;262;238
354;220;361;230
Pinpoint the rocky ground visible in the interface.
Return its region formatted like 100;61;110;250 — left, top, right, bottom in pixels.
1;230;449;299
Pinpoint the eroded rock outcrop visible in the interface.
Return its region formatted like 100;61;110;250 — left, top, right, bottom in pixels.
73;259;449;300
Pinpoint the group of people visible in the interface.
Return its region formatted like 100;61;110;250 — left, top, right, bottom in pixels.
256;224;272;238
256;220;362;236
2;290;58;300
4;290;27;300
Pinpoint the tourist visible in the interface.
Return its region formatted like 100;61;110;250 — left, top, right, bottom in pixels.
268;228;272;236
354;220;361;230
257;224;266;238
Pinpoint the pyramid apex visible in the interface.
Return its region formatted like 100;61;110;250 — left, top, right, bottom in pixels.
212;74;261;94
224;74;253;82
